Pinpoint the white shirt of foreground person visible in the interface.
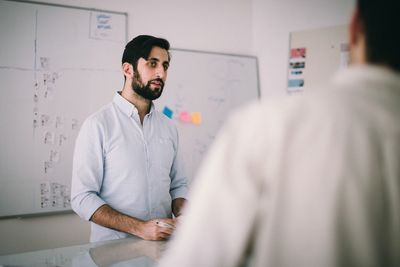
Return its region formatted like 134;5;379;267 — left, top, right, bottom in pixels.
158;65;400;267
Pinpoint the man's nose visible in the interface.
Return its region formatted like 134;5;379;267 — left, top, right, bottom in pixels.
155;66;166;79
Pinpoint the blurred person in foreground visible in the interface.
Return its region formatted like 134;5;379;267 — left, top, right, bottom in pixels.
158;0;400;266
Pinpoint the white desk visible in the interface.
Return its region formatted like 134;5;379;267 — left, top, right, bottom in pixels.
0;237;167;267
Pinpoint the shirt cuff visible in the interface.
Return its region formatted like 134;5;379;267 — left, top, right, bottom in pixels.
170;187;188;200
73;193;107;221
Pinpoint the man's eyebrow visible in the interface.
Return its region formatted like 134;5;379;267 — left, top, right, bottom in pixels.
148;57;160;62
148;57;170;65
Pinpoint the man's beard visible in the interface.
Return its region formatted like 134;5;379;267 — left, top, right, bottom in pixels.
132;72;164;101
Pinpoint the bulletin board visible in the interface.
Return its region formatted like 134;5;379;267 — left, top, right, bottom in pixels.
0;0;127;218
157;49;260;182
287;25;348;93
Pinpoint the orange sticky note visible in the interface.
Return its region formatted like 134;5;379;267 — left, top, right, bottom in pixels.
179;111;191;123
191;112;202;125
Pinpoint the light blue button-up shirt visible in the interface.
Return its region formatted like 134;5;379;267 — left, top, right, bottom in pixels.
71;92;188;242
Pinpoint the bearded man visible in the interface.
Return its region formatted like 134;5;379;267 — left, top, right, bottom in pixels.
71;35;188;242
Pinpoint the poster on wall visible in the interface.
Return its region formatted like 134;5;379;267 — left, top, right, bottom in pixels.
287;47;306;93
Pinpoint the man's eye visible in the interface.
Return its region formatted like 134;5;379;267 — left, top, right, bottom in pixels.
150;61;157;67
163;64;169;71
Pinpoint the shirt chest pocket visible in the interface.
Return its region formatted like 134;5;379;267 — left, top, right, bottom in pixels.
152;137;175;172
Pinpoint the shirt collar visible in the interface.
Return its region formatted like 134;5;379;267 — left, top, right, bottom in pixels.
331;65;400;91
113;92;156;117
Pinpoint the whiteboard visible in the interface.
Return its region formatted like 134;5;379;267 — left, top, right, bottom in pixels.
0;0;127;218
156;49;260;182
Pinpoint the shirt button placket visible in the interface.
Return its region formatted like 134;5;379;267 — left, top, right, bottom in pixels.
143;115;152;218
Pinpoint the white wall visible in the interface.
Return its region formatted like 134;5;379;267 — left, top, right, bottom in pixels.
252;0;356;98
0;0;252;255
0;0;357;255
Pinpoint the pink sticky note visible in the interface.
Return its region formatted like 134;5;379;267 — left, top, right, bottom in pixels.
179;111;191;123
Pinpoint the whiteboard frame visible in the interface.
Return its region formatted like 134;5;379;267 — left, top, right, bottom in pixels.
0;0;128;219
157;48;261;183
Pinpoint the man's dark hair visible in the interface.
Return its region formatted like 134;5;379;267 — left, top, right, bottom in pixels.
122;35;170;71
358;0;400;71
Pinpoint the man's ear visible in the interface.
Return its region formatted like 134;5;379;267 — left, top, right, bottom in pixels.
349;8;363;50
348;8;366;64
122;62;133;79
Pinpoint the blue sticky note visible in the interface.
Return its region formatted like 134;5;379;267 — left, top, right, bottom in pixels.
162;106;173;119
288;79;304;87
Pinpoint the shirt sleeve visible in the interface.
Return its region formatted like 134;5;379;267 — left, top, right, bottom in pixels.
71;116;107;221
169;125;189;200
158;108;262;267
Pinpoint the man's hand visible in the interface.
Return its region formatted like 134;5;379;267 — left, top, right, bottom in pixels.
135;218;176;241
91;205;177;241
